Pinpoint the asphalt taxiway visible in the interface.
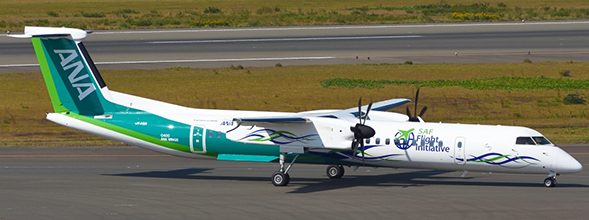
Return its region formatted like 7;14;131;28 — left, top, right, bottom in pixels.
1;145;587;219
2;21;589;73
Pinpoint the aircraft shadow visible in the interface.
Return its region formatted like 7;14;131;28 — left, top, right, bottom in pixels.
106;168;313;182
289;171;589;194
105;168;589;193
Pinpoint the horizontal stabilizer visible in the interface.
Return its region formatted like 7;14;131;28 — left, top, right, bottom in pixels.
8;26;90;41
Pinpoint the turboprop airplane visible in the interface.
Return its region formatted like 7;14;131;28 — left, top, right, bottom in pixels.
9;26;582;187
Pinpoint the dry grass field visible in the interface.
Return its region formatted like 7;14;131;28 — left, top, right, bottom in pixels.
2;0;589;31
1;62;587;146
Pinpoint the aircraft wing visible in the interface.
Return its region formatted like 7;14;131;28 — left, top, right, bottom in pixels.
232;98;410;124
226;116;353;150
234;116;311;124
342;98;410;112
227;98;410;150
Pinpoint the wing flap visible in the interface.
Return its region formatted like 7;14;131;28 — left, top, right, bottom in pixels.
235;117;311;124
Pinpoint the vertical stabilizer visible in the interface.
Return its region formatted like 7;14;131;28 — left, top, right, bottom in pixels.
15;26;116;115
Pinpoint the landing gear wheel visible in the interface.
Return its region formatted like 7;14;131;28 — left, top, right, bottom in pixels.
272;172;290;186
326;165;345;179
544;177;557;187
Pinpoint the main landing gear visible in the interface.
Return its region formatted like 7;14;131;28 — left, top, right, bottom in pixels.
270;153;347;186
326;165;345;179
271;152;300;186
544;172;559;187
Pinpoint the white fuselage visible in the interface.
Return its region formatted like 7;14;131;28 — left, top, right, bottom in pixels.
48;90;582;175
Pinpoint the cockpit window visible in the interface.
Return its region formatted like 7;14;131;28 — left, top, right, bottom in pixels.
532;136;552;145
516;137;535;145
516;136;552;145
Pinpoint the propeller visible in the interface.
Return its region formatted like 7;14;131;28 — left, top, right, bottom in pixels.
406;88;428;122
350;97;375;164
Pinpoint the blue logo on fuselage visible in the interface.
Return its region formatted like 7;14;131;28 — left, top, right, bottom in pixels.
394;128;415;150
394;128;449;152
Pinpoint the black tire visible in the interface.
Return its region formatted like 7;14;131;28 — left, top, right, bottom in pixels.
326;165;345;179
272;172;290;186
544;177;557;187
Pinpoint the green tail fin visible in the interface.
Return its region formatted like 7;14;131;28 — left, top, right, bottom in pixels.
31;35;116;116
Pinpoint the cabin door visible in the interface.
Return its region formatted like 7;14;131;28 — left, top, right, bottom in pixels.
190;125;207;154
454;137;466;165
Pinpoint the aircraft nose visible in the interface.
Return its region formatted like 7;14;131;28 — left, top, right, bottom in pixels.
556;150;583;173
567;156;583;173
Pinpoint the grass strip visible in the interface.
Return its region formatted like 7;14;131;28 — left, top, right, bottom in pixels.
1;62;588;146
321;76;589;91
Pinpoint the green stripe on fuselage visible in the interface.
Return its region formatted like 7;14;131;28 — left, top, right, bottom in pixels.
65;109;283;157
67;111;196;154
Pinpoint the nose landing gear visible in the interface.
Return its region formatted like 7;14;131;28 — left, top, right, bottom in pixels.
544;172;559;187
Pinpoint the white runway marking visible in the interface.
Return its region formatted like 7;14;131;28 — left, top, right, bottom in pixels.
148;35;422;44
96;56;335;64
0;56;336;67
0;63;40;67
2;21;589;37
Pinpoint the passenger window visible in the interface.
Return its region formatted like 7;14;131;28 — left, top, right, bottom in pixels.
208;130;214;138
516;137;535;145
365;138;370;144
217;132;222;138
375;138;381;145
385;138;390;145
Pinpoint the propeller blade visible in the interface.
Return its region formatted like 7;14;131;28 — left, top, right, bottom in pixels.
406;88;427;122
363;102;373;124
357;97;362;123
361;141;365;165
351;138;359;161
419;106;428;117
351;97;377;163
406;106;412;119
414;88;420;116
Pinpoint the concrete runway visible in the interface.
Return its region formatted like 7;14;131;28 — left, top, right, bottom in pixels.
1;145;587;219
2;21;589;73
